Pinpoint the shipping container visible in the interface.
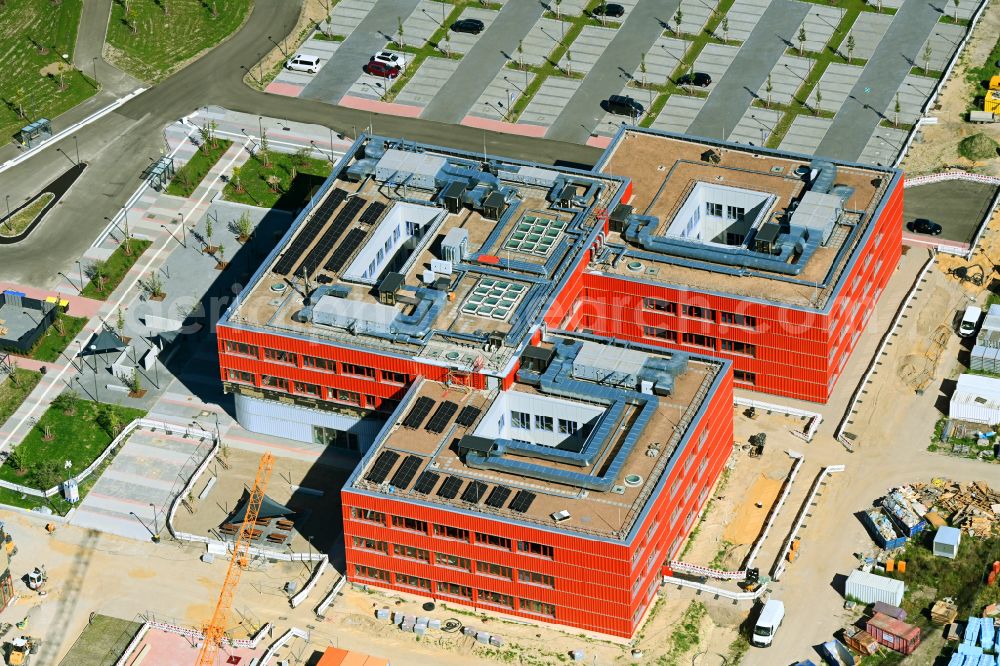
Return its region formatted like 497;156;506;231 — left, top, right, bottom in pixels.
872;601;906;621
865;612;920;655
845;570;904;606
860;508;908;550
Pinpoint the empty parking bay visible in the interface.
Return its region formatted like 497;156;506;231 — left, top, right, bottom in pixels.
798;4;842;53
848;12;895;61
399;56;462;108
521;75;582;128
559;25;618;76
729;107;783;146
325;0;373;37
806;62;863;113
636;36;689;86
858;126;908;166
521;17;568;68
779;114;832;155
726;0;772;41
759;54;813;105
650;94;706;133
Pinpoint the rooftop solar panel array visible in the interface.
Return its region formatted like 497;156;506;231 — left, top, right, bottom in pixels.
413;470;440;495
437;476;462;499
364;450;400;485
455;405;481;427
389;455;422;490
425;401;458;434
293;196;366;277
461;481;488;504
402;397;435;429
358;201;387;225
272;188;346;275
484;486;511;508
325;228;368;273
509;489;536;513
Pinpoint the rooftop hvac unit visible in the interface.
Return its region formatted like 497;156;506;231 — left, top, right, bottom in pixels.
551;510;571;522
441;228;469;263
609;204;633;233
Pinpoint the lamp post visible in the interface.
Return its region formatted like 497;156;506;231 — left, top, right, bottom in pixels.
75;260;84;293
258;116;264;142
149;502;159;535
92;57;98;85
73;135;80;164
240;64;261;86
4;195;10;220
267;35;289;58
129;511;157;541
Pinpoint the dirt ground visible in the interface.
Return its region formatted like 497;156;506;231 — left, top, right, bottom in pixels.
901;2;1000;176
723;475;783;545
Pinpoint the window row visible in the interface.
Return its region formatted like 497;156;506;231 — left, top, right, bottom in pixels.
638;302;757;329
223;343;408;385
510;411;578;435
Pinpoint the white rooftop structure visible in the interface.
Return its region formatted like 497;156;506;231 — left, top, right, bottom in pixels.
950;373;1000;425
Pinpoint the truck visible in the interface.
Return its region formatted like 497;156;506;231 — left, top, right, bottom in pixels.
751;599;785;647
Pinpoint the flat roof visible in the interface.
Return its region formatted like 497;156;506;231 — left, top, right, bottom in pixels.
347;334;724;542
225;136;626;375
597;128;898;310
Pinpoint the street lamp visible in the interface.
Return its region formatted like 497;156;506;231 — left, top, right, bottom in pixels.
267;35;289;58
4;195;10;220
92;57;98;85
129;511;157;541
258;116;264;142
75;260;84;293
73;135;80;164
240;64;262;86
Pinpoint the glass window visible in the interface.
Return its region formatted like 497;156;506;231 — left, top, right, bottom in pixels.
681;333;715;349
303;355;336;372
434;525;469;541
476;533;511;550
382;371;407;384
391;516;427;533
293;381;321;396
534;415;553;431
558;419;578;435
350;508;385;524
518;541;554;558
313;426;359;451
354;565;390;582
396;573;431;591
476;561;513;579
720;312;757;329
720;340;756;357
392;544;430;561
435;553;471;571
519;598;556;617
260;375;288;390
479;589;514;608
341;363;376;378
263;348;297;364
510;411;530;430
727;205;745;220
642;326;677;341
351;537;387;553
437;582;472;599
225;369;254;384
224;341;258;357
518;570;555;588
681;305;715;321
706;202;722;217
734;370;757;385
336;389;361;405
642;297;676;313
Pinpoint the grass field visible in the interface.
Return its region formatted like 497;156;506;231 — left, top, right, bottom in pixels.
223;149;332;209
165;139;233;197
0;0;97;142
106;0;253;83
81;239;153;300
30;313;88;363
0;369;41;427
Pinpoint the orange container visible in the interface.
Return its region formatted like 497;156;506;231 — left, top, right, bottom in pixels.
886;559;895;573
897;561;906;574
787;549;797;562
791;539;800;551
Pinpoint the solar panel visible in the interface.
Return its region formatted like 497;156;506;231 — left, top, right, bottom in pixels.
455;405;481;427
324;228;368;273
402;397;435;429
425;401;458;434
291;196;366;277
272;189;346;275
484;486;511;509
413;470;440;495
461;481;488;504
389;455;422;490
437;476;462;499
364;450;400;485
508;490;536;513
358;201;387;225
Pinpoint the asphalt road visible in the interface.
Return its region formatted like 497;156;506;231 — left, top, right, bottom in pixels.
903;179;999;245
0;0;602;286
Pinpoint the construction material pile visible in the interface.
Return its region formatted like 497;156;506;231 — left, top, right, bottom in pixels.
931;598;959;625
898;479;1000;538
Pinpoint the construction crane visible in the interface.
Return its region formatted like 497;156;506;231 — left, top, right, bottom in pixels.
196;451;274;666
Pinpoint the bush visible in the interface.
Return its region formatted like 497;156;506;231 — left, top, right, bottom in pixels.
958;133;999;161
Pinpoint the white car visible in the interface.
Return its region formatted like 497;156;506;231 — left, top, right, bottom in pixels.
371;50;408;71
286;54;321;74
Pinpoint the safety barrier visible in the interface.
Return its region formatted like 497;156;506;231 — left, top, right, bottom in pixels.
734;397;822;442
316;575;347;618
667;562;746;580
772;465;845;580
290;557;329;608
661;575;766;601
259;627;310;665
113;623;151;666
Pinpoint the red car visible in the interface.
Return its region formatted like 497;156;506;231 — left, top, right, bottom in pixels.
365;60;401;79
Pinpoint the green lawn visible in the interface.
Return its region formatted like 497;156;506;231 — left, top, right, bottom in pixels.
0;193;54;237
81;239;153;300
28;313;88;363
0;397;145;488
0;0;98;142
106;0;253;83
0;369;41;427
165;139;233;197
56;614;144;666
223;149;332;209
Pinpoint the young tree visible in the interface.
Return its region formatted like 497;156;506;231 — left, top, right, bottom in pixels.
146;271;165;299
233;212;252;241
554;0;562;19
259;129;271;167
517;39;524;70
952;0;959;21
266;174;282;193
97;406;123;437
116;307;126;335
923;42;933;74
442;31;451;57
814;87;822;115
721;15;729;42
674;7;684;37
846;33;855;64
231;165;244;193
7;448;26;475
396;16;405;48
51;389;79;415
217;243;226;267
292;146;312;168
87;259;108;293
565;50;572;76
639;53;647;87
798;26;807;55
32;460;62;490
129;369;142;395
205;216;214;248
894;92;900;127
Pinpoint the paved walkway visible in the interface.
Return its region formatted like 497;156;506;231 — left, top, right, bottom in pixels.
421;0;546;123
75;0;144;95
688;0;810;140
815;0;940;161
300;0;423;104
546;0;680;143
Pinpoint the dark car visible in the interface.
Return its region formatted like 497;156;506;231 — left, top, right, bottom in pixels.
592;3;625;17
908;218;942;235
365;60;401;79
605;94;644;117
677;72;712;87
451;18;486;34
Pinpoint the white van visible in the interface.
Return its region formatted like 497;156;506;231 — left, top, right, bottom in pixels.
751;599;784;647
286;54;321;74
959;305;982;337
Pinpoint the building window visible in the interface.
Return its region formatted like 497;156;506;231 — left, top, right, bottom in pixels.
511;411;530;430
642;326;677;342
518;541;554;559
518;570;555;588
727;205;745;220
302;355;336;372
642;297;676;314
706;202;723;217
479;589;515;609
225;369;254;384
698;458;708;479
534;415;553;431
682;333;715;349
476;561;513;579
670;478;680;498
437;582;472;599
261;375;289;390
519;598;556;617
435;553;471;571
313;426;359;451
558;419;578;435
350;508;385;524
224;341;258;357
263;348;297;365
434;525;469;541
382;371;407;385
293;381;321;396
355;565;390;582
391;516;427;533
476;533;512;550
351;537;387;554
734;370;756;385
393;544;430;562
396;573;431;591
681;305;715;321
720;312;757;329
336;389;361;405
342;363;376;379
720;340;756;357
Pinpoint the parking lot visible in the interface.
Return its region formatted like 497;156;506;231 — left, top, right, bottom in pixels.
261;0;984;164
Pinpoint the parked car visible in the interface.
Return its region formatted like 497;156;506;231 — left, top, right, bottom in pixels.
365;60;401;79
677;72;712;87
959;305;982;337
907;217;942;235
371;50;408;71
592;3;625;17
751;599;784;647
605;95;644;117
285;54;321;74
451;18;486;34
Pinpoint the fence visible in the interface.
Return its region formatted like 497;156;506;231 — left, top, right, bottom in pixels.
771;465;845;581
315;575;347;618
259;627;310;666
660;575;766;601
734;397;823;442
290;557;329;608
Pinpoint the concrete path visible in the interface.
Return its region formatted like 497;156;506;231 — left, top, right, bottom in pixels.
299;0;423;104
546;0;680;143
421;0;546;123
688;0;810;140
75;0;143;95
815;0;940;161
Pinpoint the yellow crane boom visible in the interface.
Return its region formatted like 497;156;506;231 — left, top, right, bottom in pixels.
196;451;274;666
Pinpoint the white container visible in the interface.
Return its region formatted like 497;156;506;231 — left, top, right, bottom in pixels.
845;570;904;606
